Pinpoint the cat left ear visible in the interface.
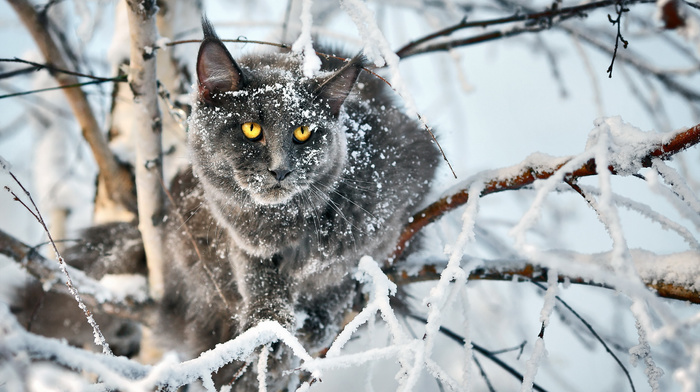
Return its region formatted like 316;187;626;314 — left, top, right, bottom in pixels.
197;17;244;103
314;55;364;117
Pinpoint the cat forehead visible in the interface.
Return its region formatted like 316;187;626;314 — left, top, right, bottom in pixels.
224;80;310;118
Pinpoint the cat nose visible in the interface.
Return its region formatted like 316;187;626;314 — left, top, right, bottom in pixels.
269;168;291;182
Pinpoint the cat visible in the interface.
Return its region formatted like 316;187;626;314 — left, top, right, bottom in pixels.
12;18;440;390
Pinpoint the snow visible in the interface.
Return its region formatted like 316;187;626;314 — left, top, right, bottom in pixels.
291;0;321;77
98;274;148;303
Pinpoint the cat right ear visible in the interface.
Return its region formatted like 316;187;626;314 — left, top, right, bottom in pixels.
197;17;244;103
314;54;364;117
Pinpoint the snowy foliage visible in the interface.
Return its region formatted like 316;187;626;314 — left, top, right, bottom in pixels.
1;0;700;391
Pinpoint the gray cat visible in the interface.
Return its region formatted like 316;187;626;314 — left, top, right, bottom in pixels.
12;19;440;390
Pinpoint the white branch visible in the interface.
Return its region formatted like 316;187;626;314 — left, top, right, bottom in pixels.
125;0;166;300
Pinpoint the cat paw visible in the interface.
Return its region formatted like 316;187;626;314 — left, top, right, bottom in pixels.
243;303;295;332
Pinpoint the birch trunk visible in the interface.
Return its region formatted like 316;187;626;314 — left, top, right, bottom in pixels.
125;0;166;300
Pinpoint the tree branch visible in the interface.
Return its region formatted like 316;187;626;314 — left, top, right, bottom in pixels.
392;122;700;261
0;227;155;324
395;0;654;59
387;259;700;304
388;123;700;303
7;0;136;213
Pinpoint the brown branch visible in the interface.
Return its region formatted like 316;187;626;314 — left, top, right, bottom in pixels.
8;0;136;213
388;123;700;302
387;262;700;304
5;171;113;355
0;227;155;324
392;122;700;261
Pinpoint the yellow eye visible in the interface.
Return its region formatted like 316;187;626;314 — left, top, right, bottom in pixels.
241;122;262;141
293;125;311;143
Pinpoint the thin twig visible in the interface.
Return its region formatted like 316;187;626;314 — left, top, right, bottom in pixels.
606;2;630;78
396;0;653;59
407;314;549;392
531;281;636;392
281;0;294;43
0;227;156;324
0;77;126;100
165;38;290;49
156;175;232;312
472;355;497;392
0;57;120;81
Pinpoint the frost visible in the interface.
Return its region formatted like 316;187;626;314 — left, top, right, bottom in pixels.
586;116;665;176
521;338;548;392
631;320;665;391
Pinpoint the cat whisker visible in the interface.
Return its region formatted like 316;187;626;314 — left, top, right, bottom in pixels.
296;189;323;248
177;202;205;231
315;181;379;222
309;184;361;251
338;174;376;185
337;176;377;193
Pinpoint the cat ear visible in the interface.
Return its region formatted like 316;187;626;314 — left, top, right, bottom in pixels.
314;55;364;117
197;17;244;103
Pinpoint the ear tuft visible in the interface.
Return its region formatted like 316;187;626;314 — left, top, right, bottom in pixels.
197;17;244;103
314;54;364;117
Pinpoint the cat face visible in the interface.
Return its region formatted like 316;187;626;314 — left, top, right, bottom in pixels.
190;22;362;206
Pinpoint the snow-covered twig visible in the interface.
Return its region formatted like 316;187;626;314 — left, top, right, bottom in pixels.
3;170;113;355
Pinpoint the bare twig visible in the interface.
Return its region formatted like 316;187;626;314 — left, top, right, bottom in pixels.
156;175;232;312
407;314;549;392
606;2;630;78
165;38;290;49
0;57;122;81
0;227;155;324
389;260;700;304
395;0;653;59
0;77;126;100
472;355;497;392
531;281;636;392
